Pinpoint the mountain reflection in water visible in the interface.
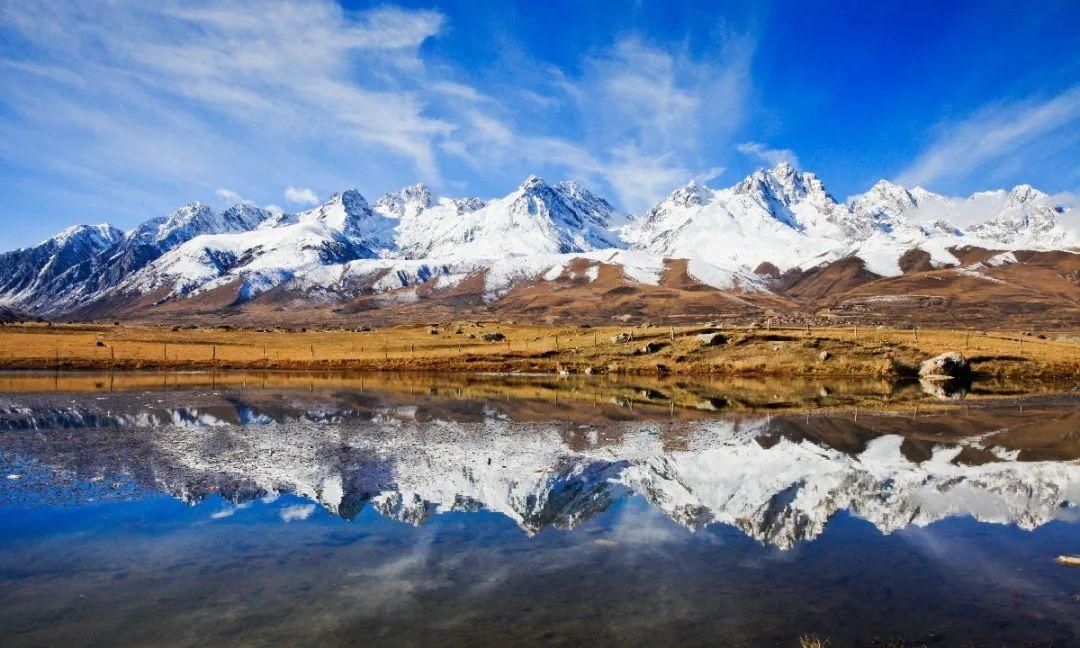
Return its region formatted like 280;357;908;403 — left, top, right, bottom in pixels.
1;386;1077;549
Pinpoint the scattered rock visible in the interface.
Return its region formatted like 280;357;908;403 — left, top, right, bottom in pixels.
918;351;971;380
611;332;633;344
482;332;506;342
95;341;106;347
655;364;670;374
583;366;599;375
638;341;663;354
428;328;439;335
696;332;727;347
818;350;830;361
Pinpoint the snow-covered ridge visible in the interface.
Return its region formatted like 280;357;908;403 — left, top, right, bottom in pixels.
0;164;1075;314
2;401;1076;549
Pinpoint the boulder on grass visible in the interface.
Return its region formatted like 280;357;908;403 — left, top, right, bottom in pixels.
638;341;663;354
696;332;727;347
482;332;506;342
918;351;971;380
611;332;633;344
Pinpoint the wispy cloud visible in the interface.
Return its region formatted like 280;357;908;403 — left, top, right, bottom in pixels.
0;0;449;223
215;188;244;204
0;0;754;239
284;186;320;206
897;86;1080;189
737;141;799;168
447;35;754;212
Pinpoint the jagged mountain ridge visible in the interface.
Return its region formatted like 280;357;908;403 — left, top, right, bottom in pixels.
0;164;1075;319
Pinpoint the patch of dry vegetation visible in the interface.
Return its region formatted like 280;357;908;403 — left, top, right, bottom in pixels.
0;321;1076;380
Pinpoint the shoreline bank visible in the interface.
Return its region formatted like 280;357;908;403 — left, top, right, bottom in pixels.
0;322;1076;380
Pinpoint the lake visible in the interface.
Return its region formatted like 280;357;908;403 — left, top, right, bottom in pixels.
0;372;1077;646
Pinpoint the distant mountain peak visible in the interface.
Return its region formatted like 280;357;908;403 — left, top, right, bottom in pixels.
667;180;711;208
373;183;434;219
518;175;547;191
1006;184;1047;208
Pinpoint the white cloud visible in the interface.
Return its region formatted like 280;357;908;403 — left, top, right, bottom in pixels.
280;503;316;522
215;188;243;204
737;141;800;168
284;186;320;206
897;86;1080;189
692;166;726;186
263;203;284;217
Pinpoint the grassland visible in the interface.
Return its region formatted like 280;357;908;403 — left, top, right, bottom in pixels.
0;321;1076;380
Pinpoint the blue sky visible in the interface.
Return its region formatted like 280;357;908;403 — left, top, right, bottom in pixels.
1;0;1077;248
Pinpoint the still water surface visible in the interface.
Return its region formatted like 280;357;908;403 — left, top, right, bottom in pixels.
0;372;1077;646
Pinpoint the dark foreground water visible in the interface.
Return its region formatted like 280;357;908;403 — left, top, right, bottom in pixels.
0;373;1077;646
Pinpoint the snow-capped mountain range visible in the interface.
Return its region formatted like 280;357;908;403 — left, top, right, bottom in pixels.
2;394;1077;549
0;162;1075;317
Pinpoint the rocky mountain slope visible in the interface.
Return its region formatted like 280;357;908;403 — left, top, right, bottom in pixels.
0;164;1076;325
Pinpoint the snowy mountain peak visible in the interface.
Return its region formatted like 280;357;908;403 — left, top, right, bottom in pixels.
849;180;918;232
667;180;712;209
50;223;124;249
298;189;374;237
220;203;274;231
909;186;948;204
373;183;434;218
518;174;546;190
734;163;835;209
1006;184;1048;208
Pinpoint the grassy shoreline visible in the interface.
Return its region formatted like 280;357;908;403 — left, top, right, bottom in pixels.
0;321;1077;380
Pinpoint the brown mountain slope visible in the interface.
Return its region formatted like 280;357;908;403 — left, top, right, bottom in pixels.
62;249;1080;329
815;249;1080;328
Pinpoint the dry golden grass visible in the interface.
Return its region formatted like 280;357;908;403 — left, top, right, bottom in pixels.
0;321;1076;380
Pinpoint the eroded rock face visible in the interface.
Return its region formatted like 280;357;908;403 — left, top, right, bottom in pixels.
919;352;971;379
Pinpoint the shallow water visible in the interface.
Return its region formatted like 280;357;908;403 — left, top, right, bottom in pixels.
0;374;1078;646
